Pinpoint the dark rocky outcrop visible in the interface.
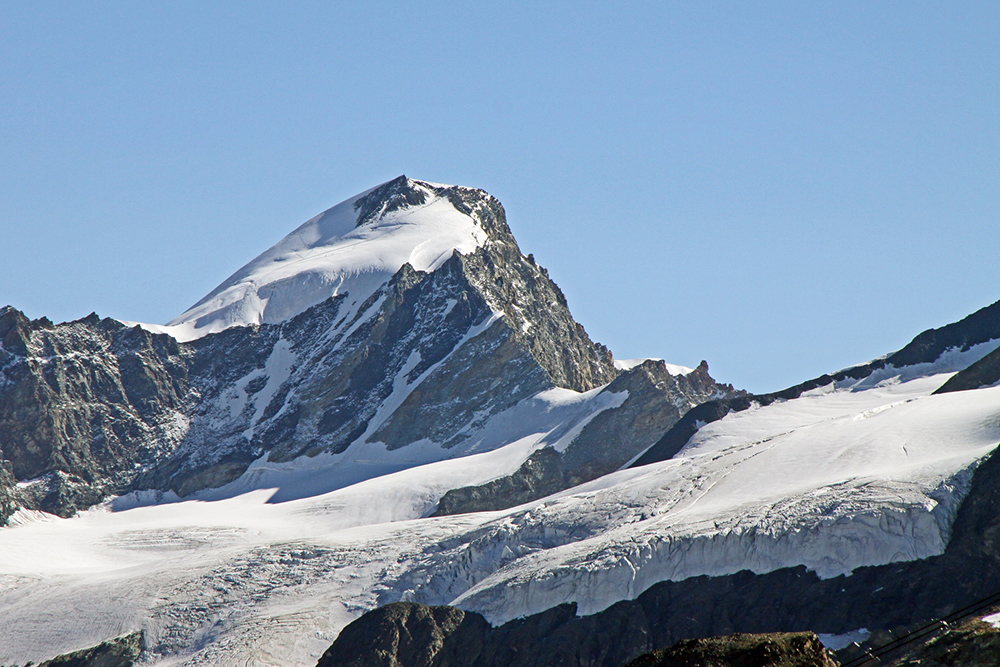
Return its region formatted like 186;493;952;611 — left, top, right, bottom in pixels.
0;461;18;525
315;602;490;667
633;299;1000;468
434;360;742;515
354;175;433;227
885;299;1000;369
33;630;144;667
316;601;647;667
0;307;193;516
317;605;839;667
934;343;1000;394
884;613;1000;666
625;632;838;667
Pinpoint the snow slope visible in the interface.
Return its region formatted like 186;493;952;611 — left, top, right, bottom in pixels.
445;373;1000;621
138;178;488;341
1;361;998;666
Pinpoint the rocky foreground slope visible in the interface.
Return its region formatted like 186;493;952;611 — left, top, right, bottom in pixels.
316;604;837;667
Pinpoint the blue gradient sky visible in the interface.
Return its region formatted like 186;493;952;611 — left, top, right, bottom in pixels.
2;2;998;393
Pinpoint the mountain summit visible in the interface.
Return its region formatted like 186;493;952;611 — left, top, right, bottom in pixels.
165;177;496;340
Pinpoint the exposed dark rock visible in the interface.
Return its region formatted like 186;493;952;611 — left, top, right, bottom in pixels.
34;630;143;667
0;460;19;525
319;608;837;667
885;299;1000;368
316;601;650;667
354;174;430;227
434;360;742;515
934;344;1000;394
316;602;490;667
0;308;193;516
625;632;838;667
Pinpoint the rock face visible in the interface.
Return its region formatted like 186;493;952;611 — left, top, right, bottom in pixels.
2;177;723;520
934;343;1000;394
315;602;490;667
317;605;838;667
316;601;639;667
0;307;191;516
36;631;144;667
625;633;838;667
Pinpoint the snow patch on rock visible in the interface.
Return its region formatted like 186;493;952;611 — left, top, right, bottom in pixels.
614;358;694;375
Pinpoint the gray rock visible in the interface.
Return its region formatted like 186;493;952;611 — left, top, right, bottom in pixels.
315;602;490;667
0;307;192;516
624;632;838;667
34;630;144;667
934;343;1000;394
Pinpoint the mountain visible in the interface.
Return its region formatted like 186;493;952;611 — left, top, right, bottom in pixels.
0;177;737;525
0;177;998;667
0;178;740;665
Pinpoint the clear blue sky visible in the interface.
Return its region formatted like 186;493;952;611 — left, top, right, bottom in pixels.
2;2;998;393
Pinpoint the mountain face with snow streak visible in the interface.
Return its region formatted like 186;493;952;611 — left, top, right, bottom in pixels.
0;176;735;519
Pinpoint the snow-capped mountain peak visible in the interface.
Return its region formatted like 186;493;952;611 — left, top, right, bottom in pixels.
161;176;494;341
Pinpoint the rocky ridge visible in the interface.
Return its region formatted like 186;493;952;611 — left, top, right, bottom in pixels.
32;631;145;667
633;298;1000;468
624;633;838;667
316;604;838;667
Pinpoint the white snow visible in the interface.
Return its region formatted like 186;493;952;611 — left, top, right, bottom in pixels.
2;366;999;664
818;628;871;650
983;611;1000;628
130;179;488;342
